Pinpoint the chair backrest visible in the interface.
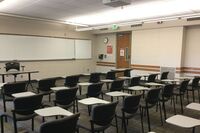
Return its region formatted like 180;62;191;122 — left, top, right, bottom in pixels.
87;82;104;97
179;80;190;93
3;81;27;96
162;84;175;99
13;94;43;115
5;61;20;71
91;101;118;126
106;71;116;80
146;88;161;105
89;73;101;83
160;72;169;80
38;78;56;91
192;77;200;88
130;76;141;87
55;87;78;106
147;74;158;82
122;94;142;114
40;113;80;133
124;69;131;77
64;75;80;87
110;79;124;91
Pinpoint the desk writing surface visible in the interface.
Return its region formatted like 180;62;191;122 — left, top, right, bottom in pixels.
35;106;73;117
0;70;39;75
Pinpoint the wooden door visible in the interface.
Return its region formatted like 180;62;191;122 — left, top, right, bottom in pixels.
117;32;131;68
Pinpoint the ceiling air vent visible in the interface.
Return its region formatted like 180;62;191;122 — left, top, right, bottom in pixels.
103;0;131;7
131;24;143;27
187;17;200;21
99;28;109;31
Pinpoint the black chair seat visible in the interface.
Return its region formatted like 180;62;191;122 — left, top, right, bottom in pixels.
78;121;111;132
14;113;37;121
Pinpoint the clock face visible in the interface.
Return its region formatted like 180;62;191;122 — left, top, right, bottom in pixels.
104;37;109;44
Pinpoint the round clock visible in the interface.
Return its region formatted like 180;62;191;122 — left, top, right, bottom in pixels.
104;37;109;44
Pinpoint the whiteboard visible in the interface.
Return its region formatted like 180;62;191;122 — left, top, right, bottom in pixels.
75;40;92;59
0;35;75;61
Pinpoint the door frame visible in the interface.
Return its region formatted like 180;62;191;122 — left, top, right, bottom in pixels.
116;32;132;68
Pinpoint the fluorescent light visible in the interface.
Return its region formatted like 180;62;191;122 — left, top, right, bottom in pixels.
65;21;89;27
0;0;29;10
66;0;200;26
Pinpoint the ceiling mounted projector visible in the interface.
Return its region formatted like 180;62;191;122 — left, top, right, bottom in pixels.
103;0;131;7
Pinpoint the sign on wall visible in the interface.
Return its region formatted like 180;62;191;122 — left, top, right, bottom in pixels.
107;44;113;54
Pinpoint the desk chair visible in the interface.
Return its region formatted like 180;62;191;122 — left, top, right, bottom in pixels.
77;83;104;114
147;74;158;82
117;94;142;133
89;72;101;83
78;101;119;133
173;80;190;114
160;72;169;80
187;77;200;102
106;71;116;80
124;69;131;77
159;84;176;120
54;87;78;113
64;75;80;87
1;81;27;112
40;113;80;133
5;61;25;82
140;88;163;132
37;78;56;102
12;94;43;133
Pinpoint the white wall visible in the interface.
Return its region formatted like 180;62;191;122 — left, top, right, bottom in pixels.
184;26;200;67
131;27;184;67
95;33;116;72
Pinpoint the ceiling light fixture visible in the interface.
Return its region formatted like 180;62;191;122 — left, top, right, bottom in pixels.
65;21;89;27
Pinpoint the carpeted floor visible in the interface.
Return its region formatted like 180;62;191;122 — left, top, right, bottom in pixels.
0;77;200;133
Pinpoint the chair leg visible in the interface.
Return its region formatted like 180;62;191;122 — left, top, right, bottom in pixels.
162;101;167;120
115;115;118;133
122;112;127;133
192;90;195;102
192;127;195;133
140;107;144;133
159;102;163;125
2;97;6;112
76;99;79;112
172;96;176;115
13;119;17;133
146;107;151;131
31;118;34;131
198;89;200;103
180;95;183;114
186;90;189;104
48;94;51;102
1;115;4;133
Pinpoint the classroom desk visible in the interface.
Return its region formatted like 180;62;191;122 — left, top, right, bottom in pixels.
51;86;69;91
144;82;164;87
78;97;110;105
0;70;39;88
186;103;200;111
78;82;92;95
106;91;131;97
12;91;36;98
35;106;73;117
161;79;181;83
128;86;150;91
166;115;200;130
101;79;113;90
